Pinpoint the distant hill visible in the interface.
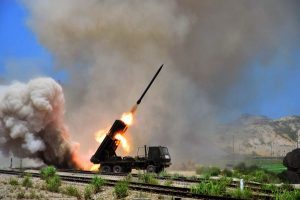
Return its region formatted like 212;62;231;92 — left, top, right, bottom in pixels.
217;115;300;156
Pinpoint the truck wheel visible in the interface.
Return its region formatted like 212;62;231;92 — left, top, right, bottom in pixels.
156;167;163;173
113;165;123;173
146;165;156;173
100;165;111;173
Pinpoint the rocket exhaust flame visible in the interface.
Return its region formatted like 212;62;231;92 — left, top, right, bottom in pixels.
115;133;130;152
95;129;107;143
121;112;134;126
94;109;134;153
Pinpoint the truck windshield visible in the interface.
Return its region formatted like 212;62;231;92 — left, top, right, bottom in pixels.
162;147;169;155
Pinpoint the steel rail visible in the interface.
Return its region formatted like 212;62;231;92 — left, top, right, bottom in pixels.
0;169;272;200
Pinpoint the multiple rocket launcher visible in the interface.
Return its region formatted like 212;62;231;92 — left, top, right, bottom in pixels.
90;64;164;164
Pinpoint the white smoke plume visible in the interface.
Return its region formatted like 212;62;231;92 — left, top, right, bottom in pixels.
0;78;79;168
22;0;300;166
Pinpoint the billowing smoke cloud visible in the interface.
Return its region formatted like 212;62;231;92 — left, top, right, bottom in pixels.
22;0;300;165
0;78;79;168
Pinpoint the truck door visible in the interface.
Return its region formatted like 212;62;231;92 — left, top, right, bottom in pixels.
148;147;161;163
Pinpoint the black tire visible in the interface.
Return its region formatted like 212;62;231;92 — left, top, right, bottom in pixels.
100;165;111;173
124;167;132;173
113;165;123;173
156;166;163;173
146;165;156;173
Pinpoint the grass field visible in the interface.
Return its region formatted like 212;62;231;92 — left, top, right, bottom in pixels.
259;163;287;173
221;156;287;174
241;157;287;174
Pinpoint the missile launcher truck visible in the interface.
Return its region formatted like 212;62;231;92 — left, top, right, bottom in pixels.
90;65;171;173
90;119;171;173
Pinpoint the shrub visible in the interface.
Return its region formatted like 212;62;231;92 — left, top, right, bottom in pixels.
228;188;252;199
233;162;259;174
22;175;33;188
84;185;93;200
275;189;300;200
17;190;25;199
114;181;128;199
196;166;221;176
124;173;132;182
190;178;229;196
262;183;278;193
46;175;61;192
138;173;159;185
191;177;231;196
247;170;280;183
90;176;105;193
29;190;38;199
171;173;180;179
221;168;233;177
41;166;57;181
158;171;169;178
9;178;19;186
164;180;173;186
232;162;281;183
63;185;82;199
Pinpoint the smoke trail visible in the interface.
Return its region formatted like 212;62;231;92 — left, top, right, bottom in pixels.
0;78;79;168
23;0;300;164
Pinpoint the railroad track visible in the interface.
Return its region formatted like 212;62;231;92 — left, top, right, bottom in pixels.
0;169;235;199
0;169;273;199
57;169;274;195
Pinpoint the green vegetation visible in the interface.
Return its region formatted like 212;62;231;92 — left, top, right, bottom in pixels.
232;162;281;183
275;189;300;200
196;166;221;177
171;173;180;179
221;168;233;177
114;181;129;199
46;175;61;192
40;166;57;181
63;185;82;199
22;175;33;188
163;180;173;186
138;173;159;185
158;171;170;177
124;173;133;182
40;166;62;192
231;157;286;174
17;189;25;199
228;188;252;199
9;178;19;186
260;163;287;174
190;177;232;196
90;176;105;193
84;185;93;200
191;161;300;199
29;190;38;199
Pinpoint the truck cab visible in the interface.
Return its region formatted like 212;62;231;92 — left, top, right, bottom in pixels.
136;146;171;173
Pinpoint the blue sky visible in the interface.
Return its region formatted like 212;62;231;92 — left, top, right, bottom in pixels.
1;0;300;120
0;0;68;82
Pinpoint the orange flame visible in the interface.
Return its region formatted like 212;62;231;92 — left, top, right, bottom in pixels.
121;112;133;126
90;164;100;171
115;133;130;152
95;129;107;143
